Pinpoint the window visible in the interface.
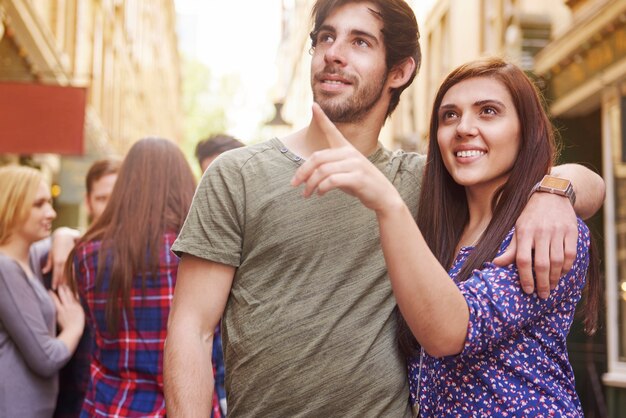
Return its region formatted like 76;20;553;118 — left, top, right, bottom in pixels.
603;89;626;386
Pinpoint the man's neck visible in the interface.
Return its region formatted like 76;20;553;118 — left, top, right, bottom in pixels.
282;113;385;159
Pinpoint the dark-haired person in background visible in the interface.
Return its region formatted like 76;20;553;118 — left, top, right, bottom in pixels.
52;157;121;418
84;158;121;224
195;134;244;173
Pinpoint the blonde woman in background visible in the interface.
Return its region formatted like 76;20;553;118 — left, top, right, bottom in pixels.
0;165;84;418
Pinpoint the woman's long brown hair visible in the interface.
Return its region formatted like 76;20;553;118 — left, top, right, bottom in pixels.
398;58;601;356
68;138;196;333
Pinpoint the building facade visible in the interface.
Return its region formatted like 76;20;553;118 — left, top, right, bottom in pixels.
273;0;314;132
535;1;626;415
392;0;571;151
0;0;182;227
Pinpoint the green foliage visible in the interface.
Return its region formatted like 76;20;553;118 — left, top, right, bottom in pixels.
179;54;239;176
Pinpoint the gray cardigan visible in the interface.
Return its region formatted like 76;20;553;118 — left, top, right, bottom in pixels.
0;240;71;418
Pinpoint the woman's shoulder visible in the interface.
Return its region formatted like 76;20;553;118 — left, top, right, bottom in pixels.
575;217;591;247
29;238;50;262
0;251;15;269
74;239;103;262
75;233;176;258
0;253;26;284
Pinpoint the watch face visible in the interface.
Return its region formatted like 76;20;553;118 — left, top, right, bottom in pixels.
541;176;570;191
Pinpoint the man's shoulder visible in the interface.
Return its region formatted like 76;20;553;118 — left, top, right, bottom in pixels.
197;138;284;196
388;149;426;177
391;149;426;165
212;139;278;170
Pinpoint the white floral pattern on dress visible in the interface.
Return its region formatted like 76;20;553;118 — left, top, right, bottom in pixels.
408;219;589;417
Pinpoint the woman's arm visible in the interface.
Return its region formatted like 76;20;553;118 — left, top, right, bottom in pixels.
457;220;589;357
48;285;85;355
292;104;470;356
376;198;470;357
0;262;72;377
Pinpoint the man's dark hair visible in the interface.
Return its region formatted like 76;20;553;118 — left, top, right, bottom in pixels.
309;0;421;117
85;158;122;195
195;134;244;166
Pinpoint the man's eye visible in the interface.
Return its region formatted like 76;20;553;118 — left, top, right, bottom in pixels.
318;34;334;43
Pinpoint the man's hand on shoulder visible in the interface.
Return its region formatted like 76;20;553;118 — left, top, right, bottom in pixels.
43;227;80;290
493;192;577;299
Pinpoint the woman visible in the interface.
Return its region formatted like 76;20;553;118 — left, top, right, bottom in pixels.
293;58;599;416
0;165;85;418
67;138;201;417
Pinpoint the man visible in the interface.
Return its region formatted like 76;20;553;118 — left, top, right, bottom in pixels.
51;157;120;418
195;134;244;173
84;158;121;223
165;1;605;416
45;158;121;290
84;158;121;222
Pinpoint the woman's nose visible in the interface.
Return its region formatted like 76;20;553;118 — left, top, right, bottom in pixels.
456;115;478;138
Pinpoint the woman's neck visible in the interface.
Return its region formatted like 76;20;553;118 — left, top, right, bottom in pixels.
0;235;31;266
457;185;497;250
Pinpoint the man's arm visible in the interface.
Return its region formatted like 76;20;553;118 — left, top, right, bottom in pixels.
494;163;605;298
42;227;81;289
551;163;605;219
164;254;235;417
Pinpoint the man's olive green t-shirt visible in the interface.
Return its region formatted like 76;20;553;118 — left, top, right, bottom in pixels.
172;138;425;417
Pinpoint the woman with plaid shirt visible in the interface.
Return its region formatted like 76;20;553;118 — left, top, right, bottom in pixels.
67;138;217;417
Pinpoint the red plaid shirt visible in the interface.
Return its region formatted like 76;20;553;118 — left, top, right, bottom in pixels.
74;232;222;417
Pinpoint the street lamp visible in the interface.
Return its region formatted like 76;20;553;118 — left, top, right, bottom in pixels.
266;101;291;127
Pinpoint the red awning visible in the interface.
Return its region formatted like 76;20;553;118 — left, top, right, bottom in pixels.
0;82;86;155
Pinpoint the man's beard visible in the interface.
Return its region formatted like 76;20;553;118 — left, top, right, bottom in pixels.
312;68;388;123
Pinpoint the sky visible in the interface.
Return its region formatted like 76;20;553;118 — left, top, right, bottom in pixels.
174;0;437;141
175;0;284;140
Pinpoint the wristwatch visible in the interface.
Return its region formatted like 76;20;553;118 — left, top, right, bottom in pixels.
529;175;576;206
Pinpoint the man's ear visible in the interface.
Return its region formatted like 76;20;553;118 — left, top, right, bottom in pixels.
387;57;416;89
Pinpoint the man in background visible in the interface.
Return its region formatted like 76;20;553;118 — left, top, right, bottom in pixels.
195;134;244;173
85;158;121;223
52;157;120;417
